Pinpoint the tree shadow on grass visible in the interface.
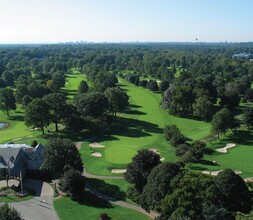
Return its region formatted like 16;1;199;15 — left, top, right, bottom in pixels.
71;191;113;208
124;109;147;115
87;178;126;201
128;104;142;109
104;117;162;139
9;115;24;121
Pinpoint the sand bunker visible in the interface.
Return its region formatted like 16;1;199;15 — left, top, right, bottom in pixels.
89;142;105;148
244;177;253;182
149;148;160;154
202;170;242;176
216;143;236;153
111;169;127;174
91;152;102;158
160;157;165;161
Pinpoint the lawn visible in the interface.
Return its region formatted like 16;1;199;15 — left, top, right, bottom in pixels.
81;79;211;175
0;105;42;144
54;192;150;220
189;128;253;178
86;178;136;205
62;68;90;99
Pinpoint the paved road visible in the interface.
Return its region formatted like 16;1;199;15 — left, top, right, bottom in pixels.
8;179;59;220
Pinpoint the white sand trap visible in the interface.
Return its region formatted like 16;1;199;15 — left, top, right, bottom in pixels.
149;148;160;154
111;169;127;174
216;143;236;153
244;177;253;182
91;152;102;158
202;170;242;176
89;142;105;148
160;157;165;161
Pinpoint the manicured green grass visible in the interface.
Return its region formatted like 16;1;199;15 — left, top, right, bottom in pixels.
86;178;136;205
54;193;150;220
81;79;211;175
0;194;33;202
0;105;42;144
189;128;253;178
62;68;90;99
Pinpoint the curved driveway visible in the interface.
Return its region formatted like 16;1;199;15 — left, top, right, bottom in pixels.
7;179;59;220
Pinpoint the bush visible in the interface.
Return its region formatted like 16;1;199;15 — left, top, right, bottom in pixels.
60;169;85;195
164;125;186;146
126;186;141;204
0;203;22;220
99;213;111;220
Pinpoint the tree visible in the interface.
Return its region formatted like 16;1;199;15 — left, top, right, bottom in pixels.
141;162;181;212
21;95;32;107
159;81;169;92
43;93;70;131
0;88;16;117
245;88;253;102
124;149;161;192
77;92;108;118
159;172;214;219
78;80;89;94
211;108;235;139
244;107;253;129
52;71;66;91
220;90;241;109
60;169;85;195
147;80;159;92
193;95;213;121
104;87;129;119
214;169;252;214
0;203;22;220
24;98;51;134
43;138;83;174
164;124;186;146
191;141;206;161
1;71;14;86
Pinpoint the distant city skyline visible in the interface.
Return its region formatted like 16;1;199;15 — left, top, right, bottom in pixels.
0;0;253;44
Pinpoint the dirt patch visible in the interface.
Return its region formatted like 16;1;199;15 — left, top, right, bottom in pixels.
89;142;105;148
91;152;102;158
111;169;127;174
216;143;236;153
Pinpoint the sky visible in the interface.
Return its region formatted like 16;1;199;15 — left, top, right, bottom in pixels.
0;0;253;43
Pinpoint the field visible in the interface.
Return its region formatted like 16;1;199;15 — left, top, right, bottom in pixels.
54;193;150;220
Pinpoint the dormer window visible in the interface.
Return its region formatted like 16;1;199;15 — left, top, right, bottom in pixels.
9;156;14;162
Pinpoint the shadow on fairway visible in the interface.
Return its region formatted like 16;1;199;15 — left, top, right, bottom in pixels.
72;191;113;208
125;109;147;115
87;178;126;201
9;115;24;121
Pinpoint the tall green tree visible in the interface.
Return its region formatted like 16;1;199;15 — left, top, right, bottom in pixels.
214;169;252;214
43;138;83;174
141;162;181;212
211;108;235;139
193;95;213;121
104;87;129;119
43;93;70;131
77;92;108;118
24;98;51;134
0;88;16;117
124;149;161;192
78;80;89;94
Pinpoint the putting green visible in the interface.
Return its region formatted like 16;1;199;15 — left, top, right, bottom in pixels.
105;147;137;164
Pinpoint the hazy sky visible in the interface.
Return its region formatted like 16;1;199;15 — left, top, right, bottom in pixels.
0;0;252;43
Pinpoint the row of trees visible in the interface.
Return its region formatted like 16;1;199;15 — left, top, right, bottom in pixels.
124;149;252;219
